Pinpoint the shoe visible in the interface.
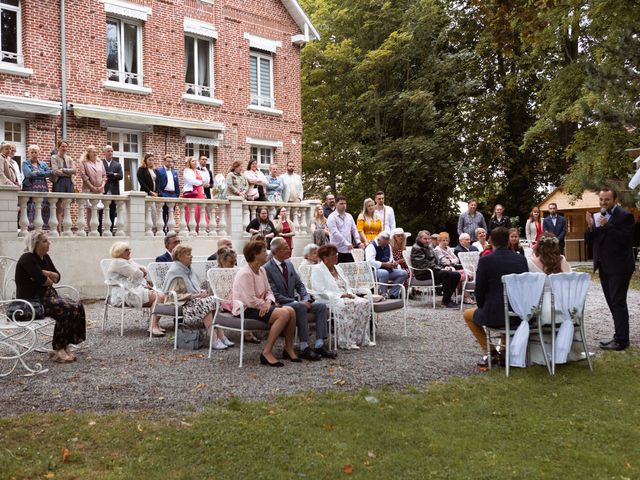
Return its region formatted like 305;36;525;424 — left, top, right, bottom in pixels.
347;344;360;350
211;339;228;350
149;328;165;338
315;345;338;359
298;347;321;361
443;301;458;309
49;351;73;364
364;340;376;347
221;336;235;347
245;334;261;344
260;353;284;367
281;349;303;363
600;340;628;351
599;338;616;347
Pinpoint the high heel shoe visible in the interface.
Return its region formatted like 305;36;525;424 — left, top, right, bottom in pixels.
260;353;284;367
281;350;302;363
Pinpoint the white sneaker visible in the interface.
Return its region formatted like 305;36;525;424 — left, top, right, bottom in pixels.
221;336;235;347
365;341;376;347
212;339;228;350
347;344;360;350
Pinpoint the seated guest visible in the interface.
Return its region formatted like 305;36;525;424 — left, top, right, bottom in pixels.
527;232;570;274
15;231;86;363
265;238;336;360
389;227;411;278
301;243;320;266
462;227;528;366
435;232;473;304
410;230;461;308
430;233;439;249
311;244;373;349
471;227;489;253
507;228;525;255
207;238;233;261
156;233;181;262
454;233;479;258
246;206;276;249
216;246;237;268
480;238;494;257
232;240;298;366
488;204;511;232
107;242;165;337
364;231;408;299
163;244;232;350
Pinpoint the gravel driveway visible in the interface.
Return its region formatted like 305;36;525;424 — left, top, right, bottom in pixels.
2;282;638;416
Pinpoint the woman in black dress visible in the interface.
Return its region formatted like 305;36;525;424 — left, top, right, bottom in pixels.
15;231;86;363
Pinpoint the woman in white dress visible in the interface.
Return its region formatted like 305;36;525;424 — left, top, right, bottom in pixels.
107;242;165;336
311;244;372;349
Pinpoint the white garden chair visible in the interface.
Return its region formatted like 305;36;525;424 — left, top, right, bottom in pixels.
403;250;441;308
458;251;480;311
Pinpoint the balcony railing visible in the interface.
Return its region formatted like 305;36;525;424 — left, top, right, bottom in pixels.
250;94;274;108
106;69;143;85
185;83;212;97
0;50;22;65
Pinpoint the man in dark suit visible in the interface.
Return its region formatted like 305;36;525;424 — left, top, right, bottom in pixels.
198;155;213;199
156;155;180;232
462;227;528;366
585;188;635;351
155;232;181;262
264;238;336;360
542;203;566;254
99;145;123;235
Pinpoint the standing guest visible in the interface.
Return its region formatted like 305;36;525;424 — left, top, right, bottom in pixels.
323;193;336;218
198;156;212;199
457;199;487;241
311;204;329;246
207;238;233;261
525;206;543;246
50;139;75;232
265;164;284;202
265;237;336;360
327;196;364;263
373;191;396;233
156;155;180;232
356;198;382;245
488;204;511;232
15;231;86;363
471;227;489;253
155;232;181;262
21;145;51;230
410;230;460;308
585;188;635;351
390;227;411;278
163;244;232;350
543;203;566;254
107;242;165;336
462;227;528;367
274;206;295;251
232;240;299;366
137;153;159;230
365;231;408;299
281;160;303;203
453;233;479;258
7;143;23;187
225;160;248;199
78;145;107;233
183;156;206;231
0;141;19;186
311;244;373;349
301;243;320;266
507;228;525;255
246;206;276;248
245;159;267;201
101;145;123;235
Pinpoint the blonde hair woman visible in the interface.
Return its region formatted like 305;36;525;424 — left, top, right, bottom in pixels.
50;139;75;233
390;227;410;277
183;156;207;232
79;145;107;233
311;204;329;246
356;198;381;244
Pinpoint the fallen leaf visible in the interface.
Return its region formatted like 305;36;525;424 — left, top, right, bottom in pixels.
180;421;193;427
44;473;55;479
268;410;277;415
328;367;335;374
195;383;206;390
137;424;143;432
342;464;353;475
61;448;70;462
88;421;96;427
368;451;376;458
322;423;336;431
333;379;346;385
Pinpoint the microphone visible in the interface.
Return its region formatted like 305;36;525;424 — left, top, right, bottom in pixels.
600;208;607;217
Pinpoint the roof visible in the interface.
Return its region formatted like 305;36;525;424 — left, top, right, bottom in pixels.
537;187;601;211
281;0;320;41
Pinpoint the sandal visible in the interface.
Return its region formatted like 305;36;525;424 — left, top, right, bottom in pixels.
244;334;261;344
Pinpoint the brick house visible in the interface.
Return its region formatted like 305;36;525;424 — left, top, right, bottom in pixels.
0;0;318;192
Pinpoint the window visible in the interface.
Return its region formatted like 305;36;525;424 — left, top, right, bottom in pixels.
185;143;214;168
251;146;272;175
0;0;20;65
106;17;142;85
249;51;273;108
1;117;25;164
107;130;141;192
184;36;213;97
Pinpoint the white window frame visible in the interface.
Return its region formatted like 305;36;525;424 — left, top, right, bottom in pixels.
1;116;26;165
0;0;32;76
107;128;142;192
249;50;274;108
250;146;273;175
184;35;214;97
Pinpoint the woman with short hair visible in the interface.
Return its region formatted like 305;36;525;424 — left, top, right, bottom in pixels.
21;144;51;230
301;243;320;266
246;206;276;248
78;145;107;232
50;139;75;233
225;160;248;199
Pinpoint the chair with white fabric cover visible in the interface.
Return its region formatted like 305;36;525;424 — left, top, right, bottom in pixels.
457;251;480;311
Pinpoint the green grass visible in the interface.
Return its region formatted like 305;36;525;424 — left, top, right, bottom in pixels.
2;351;640;479
574;265;640;290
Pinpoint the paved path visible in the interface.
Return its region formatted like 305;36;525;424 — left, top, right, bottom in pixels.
1;283;638;416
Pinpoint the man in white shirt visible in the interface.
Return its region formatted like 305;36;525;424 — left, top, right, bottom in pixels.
365;231;408;298
281;161;303;203
327;195;364;263
373;191;396;233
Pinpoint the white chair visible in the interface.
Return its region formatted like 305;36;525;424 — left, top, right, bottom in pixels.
458;251;480;311
351;249;364;262
403;250;440;308
147;261;184;349
288;256;304;271
298;264;338;350
207;267;270;367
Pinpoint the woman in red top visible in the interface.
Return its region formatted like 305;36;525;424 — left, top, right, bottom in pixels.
274;206;295;251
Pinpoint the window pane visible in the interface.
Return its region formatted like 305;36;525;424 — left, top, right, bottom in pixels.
251;147;258;162
184;36;195;86
5;121;21;141
1;1;20;7
123;158;138;192
106;19;119;74
123;22;138;82
249;56;258;104
185;143;194;157
197;38;210;88
259;57;271;106
107;131;119;150
1;9;18;62
201;145;211;158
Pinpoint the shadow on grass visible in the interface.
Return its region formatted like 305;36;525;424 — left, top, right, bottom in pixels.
1;349;639;479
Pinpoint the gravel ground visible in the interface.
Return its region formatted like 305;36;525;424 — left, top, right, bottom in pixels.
2;282;638;416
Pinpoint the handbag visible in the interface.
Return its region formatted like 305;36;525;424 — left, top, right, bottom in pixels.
6;299;45;322
257;185;266;201
176;324;208;350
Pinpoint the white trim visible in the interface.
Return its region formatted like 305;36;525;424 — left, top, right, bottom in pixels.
185;135;220;146
0;94;62;115
182;94;223;107
102;80;152;95
246;137;283;148
0;63;33;77
280;0;320;41
243;33;282;53
184;18;218;39
100;0;151;21
247;105;283;117
72;103;225;131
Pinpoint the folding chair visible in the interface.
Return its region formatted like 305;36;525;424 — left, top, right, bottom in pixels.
403;250;441;308
458;251;479;311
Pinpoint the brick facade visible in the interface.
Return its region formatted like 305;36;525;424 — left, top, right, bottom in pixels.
0;0;313;191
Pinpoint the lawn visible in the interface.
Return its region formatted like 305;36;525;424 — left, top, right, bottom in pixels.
2;350;639;479
574;265;640;291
